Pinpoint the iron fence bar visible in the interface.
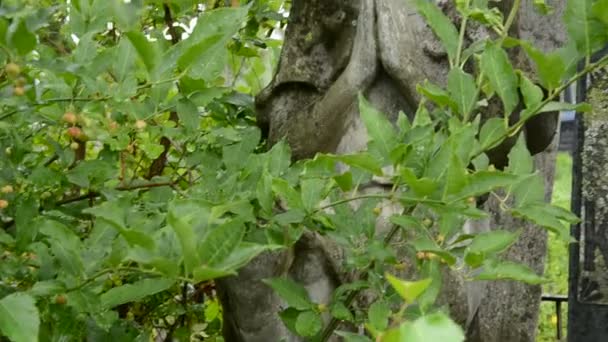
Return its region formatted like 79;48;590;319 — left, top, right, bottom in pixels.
542;294;568;340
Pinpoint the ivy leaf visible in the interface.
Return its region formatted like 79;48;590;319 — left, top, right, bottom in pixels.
359;94;398;163
101;278;174;308
480;42;519;116
448;68;477;118
263;277;313;310
0;293;39;342
295;310;323;337
412;0;460;63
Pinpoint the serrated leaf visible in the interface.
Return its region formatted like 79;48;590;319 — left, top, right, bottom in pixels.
176;98;200;131
295;310;322;337
507;135;533;175
385;312;464;342
475;260;547;284
465;230;520;267
359;94;398;163
301;178;326;212
8;20;36;55
519;73;544;108
0;293;39;342
331;302;354;321
368;300;391;331
335;153;383;176
198;218;246;266
450;171;520;201
412;0;460;63
125;31;159;74
564;0;608;59
256;170;273;214
263;277;313;310
101;278;174;308
479;118;507;150
386;274;432;304
480;43;519;115
335;331;373;342
448;68;477;118
167;207;201;275
511;204;571;241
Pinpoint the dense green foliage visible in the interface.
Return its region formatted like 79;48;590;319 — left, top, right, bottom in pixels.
0;0;606;341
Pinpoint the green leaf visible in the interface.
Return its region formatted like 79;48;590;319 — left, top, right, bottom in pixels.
331;302;354;322
479;118;507;150
447;68;477;118
198;218;246;266
450;171;520;201
507;135;533;175
176;98;200;132
412;0;460;63
335;331;373;342
510;173;545;207
519;73;544;108
101;278;174;308
263;277;313;310
214;243;283;270
465;230;520;267
256;170;274;214
384;312;464;342
564;0;608;59
417;81;455;109
511;204;570;241
386;274;432;304
167;209;201;275
475;260;547;284
8;20;36;55
480;42;519;115
301;178;326;212
295;310;323;337
593;0;608;25
401;168;439;198
444;152;468;199
368;300;391;331
0;293;39;342
192;267;234;283
177;34;224;71
266;141;291;177
125;31;159;74
273;178;304;209
539;101;592;113
359;94;398;163
520;43;566;91
335;153;383;176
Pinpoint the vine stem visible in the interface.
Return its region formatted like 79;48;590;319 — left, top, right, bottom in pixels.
472;53;608;160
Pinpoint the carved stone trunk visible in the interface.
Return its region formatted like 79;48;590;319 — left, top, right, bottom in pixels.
217;1;566;341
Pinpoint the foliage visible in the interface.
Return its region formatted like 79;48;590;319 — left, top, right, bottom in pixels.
0;0;605;341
